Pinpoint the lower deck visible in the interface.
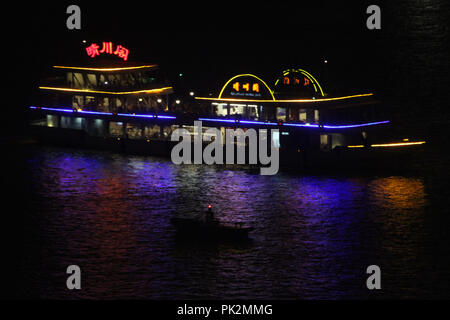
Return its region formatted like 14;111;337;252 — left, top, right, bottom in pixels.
27;107;427;173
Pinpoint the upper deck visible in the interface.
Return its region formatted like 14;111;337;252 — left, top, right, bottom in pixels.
39;64;173;96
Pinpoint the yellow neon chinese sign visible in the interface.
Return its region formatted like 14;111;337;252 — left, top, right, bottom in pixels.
218;74;275;100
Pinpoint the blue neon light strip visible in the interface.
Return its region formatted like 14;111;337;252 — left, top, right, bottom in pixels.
117;113;156;118
33;106;73;113
198;118;237;123
199;118;278;125
284;123;320;128
199;117;390;129
80;110;113;115
322;120;390;129
240;120;278;126
30;107;388;128
30;106;176;120
157;115;177;119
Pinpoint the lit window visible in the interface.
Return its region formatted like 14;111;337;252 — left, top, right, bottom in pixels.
320;134;329;149
299;109;307;122
314;109;319;122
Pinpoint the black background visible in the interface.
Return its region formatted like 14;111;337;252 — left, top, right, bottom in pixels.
2;0;450;306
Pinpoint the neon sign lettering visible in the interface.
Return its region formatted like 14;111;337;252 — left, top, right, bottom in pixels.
232;82;261;93
86;43;100;58
85;42;130;61
99;41;113;54
281;76;310;87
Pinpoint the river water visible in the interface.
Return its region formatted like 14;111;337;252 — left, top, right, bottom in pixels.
7;144;450;299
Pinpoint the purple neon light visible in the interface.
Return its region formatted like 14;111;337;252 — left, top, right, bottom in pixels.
198;117;390;129
322;120;390;129
30;107;387;128
198;118;237;123
199;118;278;125
284;123;320;128
157;115;177;119
31;106;73;113
79;110;111;115
117;113;156;118
29;106;176;120
240;120;278;126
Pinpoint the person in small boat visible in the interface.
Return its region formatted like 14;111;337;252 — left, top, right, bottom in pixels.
205;204;215;223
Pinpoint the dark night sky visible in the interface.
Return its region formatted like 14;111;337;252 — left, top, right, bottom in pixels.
4;1;450;137
10;2;384;92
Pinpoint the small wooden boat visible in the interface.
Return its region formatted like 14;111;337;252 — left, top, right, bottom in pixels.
171;205;253;240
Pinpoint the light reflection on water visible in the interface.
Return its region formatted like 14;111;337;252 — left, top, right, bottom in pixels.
18;147;450;299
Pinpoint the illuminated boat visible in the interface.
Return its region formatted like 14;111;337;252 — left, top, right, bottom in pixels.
28;41;427;171
192;70;427;170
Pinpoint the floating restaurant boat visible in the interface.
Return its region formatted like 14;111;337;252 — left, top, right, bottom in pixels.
28;41;427;171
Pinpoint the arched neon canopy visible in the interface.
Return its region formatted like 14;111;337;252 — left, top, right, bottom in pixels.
218;74;276;100
275;68;325;97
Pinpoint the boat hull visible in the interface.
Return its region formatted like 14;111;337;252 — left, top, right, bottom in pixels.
171;218;253;241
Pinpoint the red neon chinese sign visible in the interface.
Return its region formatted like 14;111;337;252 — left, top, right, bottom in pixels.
85;42;130;61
